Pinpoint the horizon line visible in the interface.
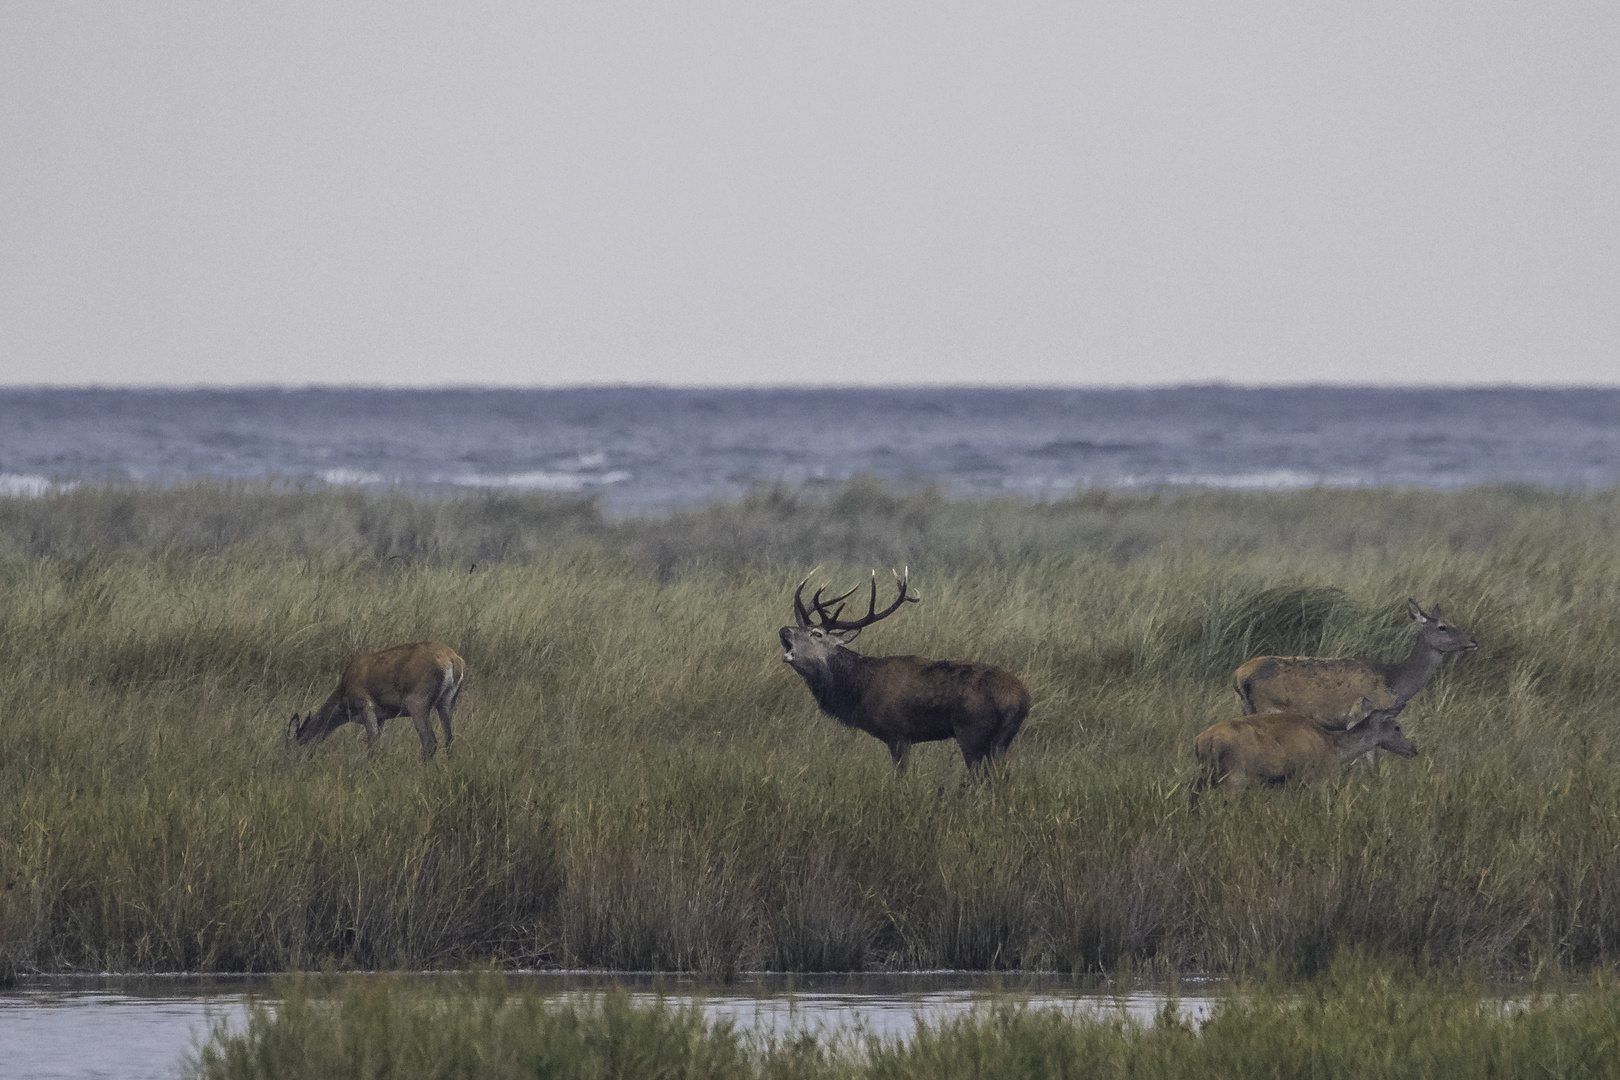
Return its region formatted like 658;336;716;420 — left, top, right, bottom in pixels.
4;381;1620;393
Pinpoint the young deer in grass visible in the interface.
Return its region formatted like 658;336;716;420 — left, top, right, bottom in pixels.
778;569;1029;773
289;641;464;759
1191;698;1417;804
1233;598;1477;728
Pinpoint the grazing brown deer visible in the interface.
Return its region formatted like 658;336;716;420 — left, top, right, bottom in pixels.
778;570;1029;773
289;641;464;759
1233;598;1477;727
1191;699;1416;804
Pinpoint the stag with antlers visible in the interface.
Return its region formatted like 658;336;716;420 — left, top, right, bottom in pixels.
778;569;1030;773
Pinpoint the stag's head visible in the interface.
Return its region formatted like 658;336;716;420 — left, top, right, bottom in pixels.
1408;599;1478;654
780;569;918;672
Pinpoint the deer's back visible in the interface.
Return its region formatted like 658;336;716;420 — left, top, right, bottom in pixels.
860;655;1027;732
340;641;463;710
1233;655;1392;725
1196;712;1337;785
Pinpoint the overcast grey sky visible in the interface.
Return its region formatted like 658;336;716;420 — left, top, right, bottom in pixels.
2;2;1616;387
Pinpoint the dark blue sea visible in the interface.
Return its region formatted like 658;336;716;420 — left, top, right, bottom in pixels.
1;387;1616;512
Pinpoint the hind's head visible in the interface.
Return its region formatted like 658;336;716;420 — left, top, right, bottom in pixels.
1358;698;1418;758
1408;599;1478;654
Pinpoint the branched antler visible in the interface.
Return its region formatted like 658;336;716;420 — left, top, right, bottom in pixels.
792;568;918;632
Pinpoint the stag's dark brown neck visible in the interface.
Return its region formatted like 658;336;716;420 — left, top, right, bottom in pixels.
795;646;874;726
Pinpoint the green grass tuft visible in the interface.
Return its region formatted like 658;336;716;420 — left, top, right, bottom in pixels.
186;956;1620;1079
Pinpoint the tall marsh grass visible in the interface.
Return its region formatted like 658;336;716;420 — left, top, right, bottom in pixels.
187;957;1620;1079
2;483;1619;974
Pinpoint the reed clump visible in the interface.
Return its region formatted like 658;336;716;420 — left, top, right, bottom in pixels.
186;956;1620;1079
2;483;1619;974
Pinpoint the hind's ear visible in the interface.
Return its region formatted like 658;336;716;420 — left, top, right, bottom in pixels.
1345;697;1373;728
1407;598;1429;623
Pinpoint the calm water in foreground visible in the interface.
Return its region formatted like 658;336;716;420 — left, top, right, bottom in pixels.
0;972;1220;1079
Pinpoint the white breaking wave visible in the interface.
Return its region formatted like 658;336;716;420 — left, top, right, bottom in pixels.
320;468;389;485
1008;470;1372;493
0;474;77;497
1148;470;1368;490
445;470;632;492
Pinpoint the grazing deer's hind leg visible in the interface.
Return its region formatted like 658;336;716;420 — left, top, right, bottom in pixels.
409;713;439;759
435;679;458;751
406;693;439;759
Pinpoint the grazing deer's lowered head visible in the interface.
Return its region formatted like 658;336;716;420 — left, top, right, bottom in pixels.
779;569;1030;773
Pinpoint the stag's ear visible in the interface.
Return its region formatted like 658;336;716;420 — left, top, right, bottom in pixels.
1407;598;1429;623
831;627;862;645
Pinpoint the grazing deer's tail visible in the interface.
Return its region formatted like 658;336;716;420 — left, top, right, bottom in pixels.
434;658;462;713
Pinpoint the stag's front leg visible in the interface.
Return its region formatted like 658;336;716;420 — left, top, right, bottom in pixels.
888;738;912;771
360;701;382;752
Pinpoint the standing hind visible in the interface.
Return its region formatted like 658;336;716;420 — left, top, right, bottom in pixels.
1233;598;1476;726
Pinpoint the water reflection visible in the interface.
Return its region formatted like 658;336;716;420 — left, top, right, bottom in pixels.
0;972;1221;1080
519;971;1222;1041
